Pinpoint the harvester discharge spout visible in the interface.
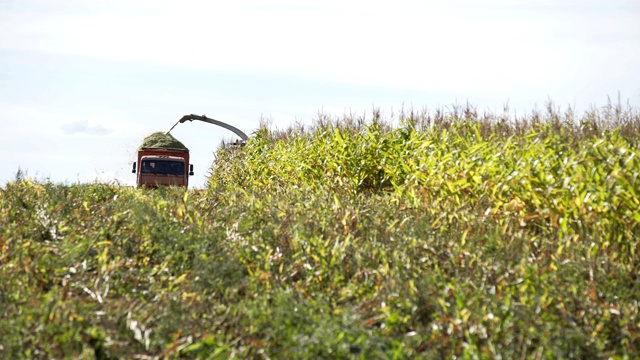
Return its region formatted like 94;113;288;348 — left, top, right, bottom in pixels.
170;114;249;142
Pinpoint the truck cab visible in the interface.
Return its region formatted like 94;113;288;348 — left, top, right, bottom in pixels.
132;148;194;188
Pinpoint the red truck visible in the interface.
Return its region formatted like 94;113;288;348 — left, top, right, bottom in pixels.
131;148;194;188
131;114;247;188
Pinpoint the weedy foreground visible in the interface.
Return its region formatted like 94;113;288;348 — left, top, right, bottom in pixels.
1;103;639;359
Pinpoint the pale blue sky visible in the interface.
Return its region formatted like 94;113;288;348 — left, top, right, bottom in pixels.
1;0;639;188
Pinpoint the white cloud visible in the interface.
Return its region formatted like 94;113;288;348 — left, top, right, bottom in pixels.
60;119;112;135
3;0;637;96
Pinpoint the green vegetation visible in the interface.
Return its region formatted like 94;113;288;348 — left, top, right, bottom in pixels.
139;132;189;150
2;102;639;358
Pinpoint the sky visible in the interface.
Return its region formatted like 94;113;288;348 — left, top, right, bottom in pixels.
1;0;639;188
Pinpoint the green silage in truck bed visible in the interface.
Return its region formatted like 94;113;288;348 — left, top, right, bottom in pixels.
138;132;188;151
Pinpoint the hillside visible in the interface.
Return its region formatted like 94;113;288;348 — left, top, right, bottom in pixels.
1;103;639;359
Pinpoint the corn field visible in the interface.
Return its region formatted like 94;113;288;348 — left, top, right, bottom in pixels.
2;102;639;358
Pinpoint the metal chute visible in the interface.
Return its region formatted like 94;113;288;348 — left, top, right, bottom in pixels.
167;114;248;141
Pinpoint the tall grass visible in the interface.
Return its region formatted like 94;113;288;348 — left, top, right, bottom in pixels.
209;101;640;357
2;101;639;358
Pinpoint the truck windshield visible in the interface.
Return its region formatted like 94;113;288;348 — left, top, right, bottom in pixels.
141;160;185;175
